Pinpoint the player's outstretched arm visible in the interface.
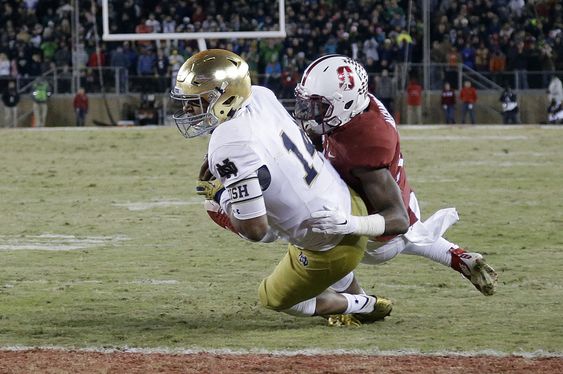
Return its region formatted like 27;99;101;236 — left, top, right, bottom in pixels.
352;167;410;235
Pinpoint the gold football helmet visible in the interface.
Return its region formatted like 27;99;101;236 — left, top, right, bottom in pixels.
170;49;252;138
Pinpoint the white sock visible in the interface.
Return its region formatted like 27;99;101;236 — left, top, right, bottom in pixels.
403;237;455;266
342;293;375;314
329;272;354;293
283;298;316;317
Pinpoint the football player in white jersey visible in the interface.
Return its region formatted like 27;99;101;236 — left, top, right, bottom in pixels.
170;49;392;325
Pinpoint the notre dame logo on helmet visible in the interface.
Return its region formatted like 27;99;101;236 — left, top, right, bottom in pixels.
216;158;238;178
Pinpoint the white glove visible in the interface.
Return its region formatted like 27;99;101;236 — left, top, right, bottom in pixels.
309;206;386;237
309;207;359;235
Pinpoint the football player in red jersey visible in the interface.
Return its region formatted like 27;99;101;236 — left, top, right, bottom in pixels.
294;55;498;296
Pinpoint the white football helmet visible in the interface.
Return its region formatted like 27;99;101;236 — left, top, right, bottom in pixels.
294;55;370;135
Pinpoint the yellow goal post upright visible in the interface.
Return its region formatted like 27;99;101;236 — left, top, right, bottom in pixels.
101;0;287;51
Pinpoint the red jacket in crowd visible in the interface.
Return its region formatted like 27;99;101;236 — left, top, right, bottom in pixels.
406;81;422;106
73;93;89;111
460;86;477;104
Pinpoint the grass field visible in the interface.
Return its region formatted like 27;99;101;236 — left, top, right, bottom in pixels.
1;125;562;355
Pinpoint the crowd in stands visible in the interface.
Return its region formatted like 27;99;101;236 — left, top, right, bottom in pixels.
430;0;563;89
0;0;562;97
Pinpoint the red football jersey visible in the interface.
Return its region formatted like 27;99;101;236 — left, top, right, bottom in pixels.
323;95;417;228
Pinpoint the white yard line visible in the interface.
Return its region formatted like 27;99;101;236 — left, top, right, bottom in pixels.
0;345;561;358
113;199;201;211
0;234;129;251
401;135;529;140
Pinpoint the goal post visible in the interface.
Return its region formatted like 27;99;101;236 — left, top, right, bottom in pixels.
101;0;286;49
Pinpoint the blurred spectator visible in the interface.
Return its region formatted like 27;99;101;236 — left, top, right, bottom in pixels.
508;41;528;89
475;42;489;72
53;41;72;67
489;49;506;84
135;18;152;47
374;69;396;115
136;93;160;126
31;78;52;127
110;46;130;93
155;49;169;92
58;64;72;93
145;13;161;33
430;40;446;89
40;37;57;63
500;86;519;124
84;68;97;92
364;57;379;76
441;82;456;124
263;54;282;92
445;46;459;89
2;80;20;128
547;75;563;106
73;87;88;127
293;52;308;74
460;81;477;124
363;38;379;62
280;65;299;99
121;41;138;77
539;41;556;87
87;46;106;68
168;49;185;89
162;15;176;33
460;43;476;70
547;99;563;124
137;48;155;76
406;77;423;124
15;49;30;77
0;53;11;77
28;53;44;77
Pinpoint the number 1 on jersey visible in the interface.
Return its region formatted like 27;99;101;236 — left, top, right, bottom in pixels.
281;131;319;186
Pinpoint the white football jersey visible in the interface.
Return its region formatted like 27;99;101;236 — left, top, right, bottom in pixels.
208;86;352;251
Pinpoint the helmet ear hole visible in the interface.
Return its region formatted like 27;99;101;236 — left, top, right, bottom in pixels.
344;100;353;110
223;96;235;105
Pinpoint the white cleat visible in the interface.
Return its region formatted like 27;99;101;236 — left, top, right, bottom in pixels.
450;248;498;296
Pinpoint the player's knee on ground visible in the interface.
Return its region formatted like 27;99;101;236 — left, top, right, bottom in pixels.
258;278;295;311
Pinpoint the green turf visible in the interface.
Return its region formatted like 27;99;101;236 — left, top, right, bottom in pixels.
1;126;562;353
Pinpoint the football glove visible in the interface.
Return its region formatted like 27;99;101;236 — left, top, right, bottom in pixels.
309;206;385;237
309;207;359;235
196;179;225;202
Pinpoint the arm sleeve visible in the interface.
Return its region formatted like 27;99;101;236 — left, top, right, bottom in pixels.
210;143;266;220
227;176;267;220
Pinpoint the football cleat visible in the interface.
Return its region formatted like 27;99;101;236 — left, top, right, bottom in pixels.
352;296;393;324
450;248;498;296
325;314;362;327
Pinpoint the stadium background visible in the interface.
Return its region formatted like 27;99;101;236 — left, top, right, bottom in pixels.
1;1;563;373
0;0;562;127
